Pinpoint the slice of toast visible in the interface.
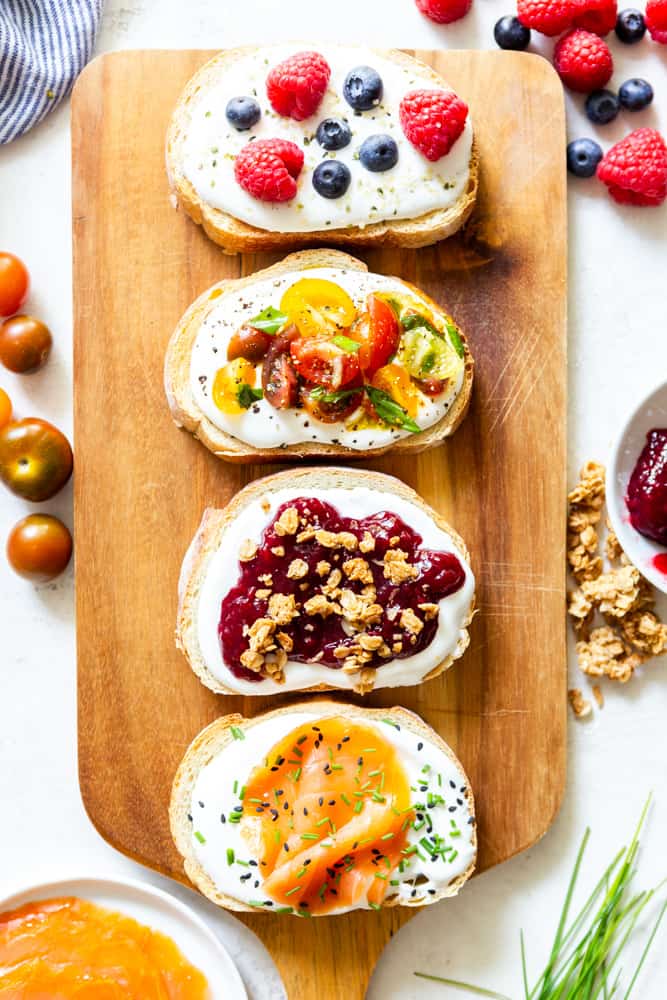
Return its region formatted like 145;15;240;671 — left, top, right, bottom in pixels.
166;46;478;254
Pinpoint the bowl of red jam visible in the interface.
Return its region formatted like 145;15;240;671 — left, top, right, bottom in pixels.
607;378;667;594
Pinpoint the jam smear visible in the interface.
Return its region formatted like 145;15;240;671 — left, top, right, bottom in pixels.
653;552;667;575
219;496;465;682
626;428;667;546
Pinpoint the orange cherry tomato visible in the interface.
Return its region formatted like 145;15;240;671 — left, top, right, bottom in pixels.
352;295;400;378
0;252;29;317
0;417;73;502
371;364;420;417
290;337;361;390
0;388;11;428
0;315;52;373
7;514;73;582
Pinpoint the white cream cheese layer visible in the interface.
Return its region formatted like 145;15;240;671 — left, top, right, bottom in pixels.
194;485;474;695
190;267;464;451
180;45;473;233
189;710;476;914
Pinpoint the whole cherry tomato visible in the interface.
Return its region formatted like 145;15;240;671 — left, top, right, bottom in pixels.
7;514;72;582
0;252;29;317
0;417;73;501
290;337;361;391
0;388;11;428
353;295;400;378
262;328;299;409
227;324;272;362
0;315;52;373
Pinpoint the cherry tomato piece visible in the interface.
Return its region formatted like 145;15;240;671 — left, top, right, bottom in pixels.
416;377;447;397
0;388;11;428
0;252;29;317
0;315;52;373
354;295;400;378
290;337;361;391
300;371;365;423
0;417;73;502
7;514;72;582
227;324;272;363
262;327;299;410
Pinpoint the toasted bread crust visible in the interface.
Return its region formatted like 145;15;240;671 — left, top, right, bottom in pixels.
176;467;475;696
166;46;479;254
164;249;474;463
170;700;477;913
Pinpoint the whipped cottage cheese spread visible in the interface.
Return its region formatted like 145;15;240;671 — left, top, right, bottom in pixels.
179;45;473;233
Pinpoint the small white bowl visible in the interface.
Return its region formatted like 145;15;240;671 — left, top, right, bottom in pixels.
606;378;667;595
0;875;246;999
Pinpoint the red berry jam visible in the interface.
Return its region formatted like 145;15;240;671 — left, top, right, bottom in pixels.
219;497;466;682
626;428;667;546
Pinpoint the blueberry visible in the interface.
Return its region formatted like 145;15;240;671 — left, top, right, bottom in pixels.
359;134;399;172
618;78;654;111
316;117;352;151
493;15;531;50
312;160;352;199
343;66;383;112
585;89;620;125
615;8;646;43
225;96;261;131
567;138;603;178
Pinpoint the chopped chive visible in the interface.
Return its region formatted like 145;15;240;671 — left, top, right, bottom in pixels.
331;764;344;771
233;780;238;794
301;832;319;840
341;793;352;806
296;866;307;878
368;769;382;777
226;848;234;865
284;885;302;897
274;829;281;844
354;800;364;814
375;872;388;880
369;902;382;911
275;906;294;914
316;817;329;827
230;726;245;740
297;734;308;745
381;832;395;841
382;718;399;729
194;830;206;844
390;879;400;886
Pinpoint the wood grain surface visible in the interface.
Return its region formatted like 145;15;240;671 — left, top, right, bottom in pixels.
72;49;567;999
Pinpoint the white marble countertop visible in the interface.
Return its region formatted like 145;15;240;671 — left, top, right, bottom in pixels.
1;1;666;997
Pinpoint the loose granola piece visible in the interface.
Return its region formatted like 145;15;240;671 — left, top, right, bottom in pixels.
383;548;418;584
358;633;384;651
354;667;376;694
246;617;276;652
303;594;338;617
276;631;294;652
604;526;622;563
400;608;424;635
258;573;273;586
568;688;592;719
316;560;331;577
239;538;258;562
392;641;403;654
592;684;604;708
267;593;299;625
271;545;285;558
607;653;642;684
322;569;342;596
255;588;272;600
287;558;309;580
359;531;375;554
342;557;374;585
342;655;362;674
567;589;594;635
261;498;271;513
240;649;265;672
581;565;643;618
339;588;383;626
576;626;625;677
418;602;439;621
619;610;667;656
337;531;359;551
567;542;602;584
568;462;605;510
296;526;317;544
274;506;299;536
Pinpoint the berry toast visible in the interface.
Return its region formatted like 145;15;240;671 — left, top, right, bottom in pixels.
166;45;478;253
164;249;474;462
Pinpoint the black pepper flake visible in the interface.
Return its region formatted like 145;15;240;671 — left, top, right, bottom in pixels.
249;860;258;867
303;807;309;816
328;800;336;806
187;813;193;823
254;880;260;888
448;806;457;813
283;802;289;810
318;797;324;807
220;814;226;824
240;873;251;881
270;808;279;820
198;800;205;808
450;780;457;789
284;843;290;852
457;798;463;806
417;742;423;751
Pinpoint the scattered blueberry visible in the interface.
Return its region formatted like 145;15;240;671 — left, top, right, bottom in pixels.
615;8;646;43
359;134;399;172
343;66;383;111
567;138;603;178
585;89;620;125
618;78;654;111
493;15;531;50
316;117;352;151
225;96;261;131
312;160;352;199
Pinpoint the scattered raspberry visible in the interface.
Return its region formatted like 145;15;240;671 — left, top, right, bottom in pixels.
234;139;304;202
573;0;618;35
399;89;468;162
553;30;613;92
415;0;473;23
517;0;577;36
597;128;667;206
266;51;331;121
646;0;667;41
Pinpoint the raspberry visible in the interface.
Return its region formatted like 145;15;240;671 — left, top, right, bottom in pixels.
399;89;468;162
573;0;618;34
415;0;473;23
517;0;577;36
266;51;331;121
597;128;667;205
553;30;613;92
646;0;667;41
234;139;304;202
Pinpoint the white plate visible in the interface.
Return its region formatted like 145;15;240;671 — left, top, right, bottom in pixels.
0;875;247;1000
606;378;667;595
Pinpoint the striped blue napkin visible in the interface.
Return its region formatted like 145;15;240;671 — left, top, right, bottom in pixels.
0;0;102;144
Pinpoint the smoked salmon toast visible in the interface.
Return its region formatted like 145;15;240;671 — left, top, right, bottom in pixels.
170;701;476;916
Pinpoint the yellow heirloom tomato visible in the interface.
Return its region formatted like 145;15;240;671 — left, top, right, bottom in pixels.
212;358;257;414
280;278;357;338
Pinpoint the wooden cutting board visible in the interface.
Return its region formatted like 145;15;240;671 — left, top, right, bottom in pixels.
72;50;567;999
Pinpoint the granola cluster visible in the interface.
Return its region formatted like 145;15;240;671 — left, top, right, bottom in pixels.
567;463;667;717
236;504;435;694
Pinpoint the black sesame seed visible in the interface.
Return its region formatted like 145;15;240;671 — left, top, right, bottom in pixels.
450;780;456;789
284;843;290;852
283;802;289;810
328;800;336;806
457;798;463;806
318;797;324;807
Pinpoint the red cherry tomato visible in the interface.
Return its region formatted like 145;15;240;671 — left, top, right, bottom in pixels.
290;337;361;391
0;253;29;317
416;377;447;397
227;324;272;362
262;328;299;410
300;372;365;423
354;295;400;378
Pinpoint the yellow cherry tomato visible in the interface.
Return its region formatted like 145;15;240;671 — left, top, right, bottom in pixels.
0;388;11;428
280;278;357;339
371;364;421;418
212;358;257;414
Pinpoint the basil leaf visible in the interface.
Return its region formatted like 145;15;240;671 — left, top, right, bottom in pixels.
445;320;465;359
309;386;359;405
236;384;264;409
249;306;288;334
365;386;420;434
332;334;361;353
401;311;440;337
